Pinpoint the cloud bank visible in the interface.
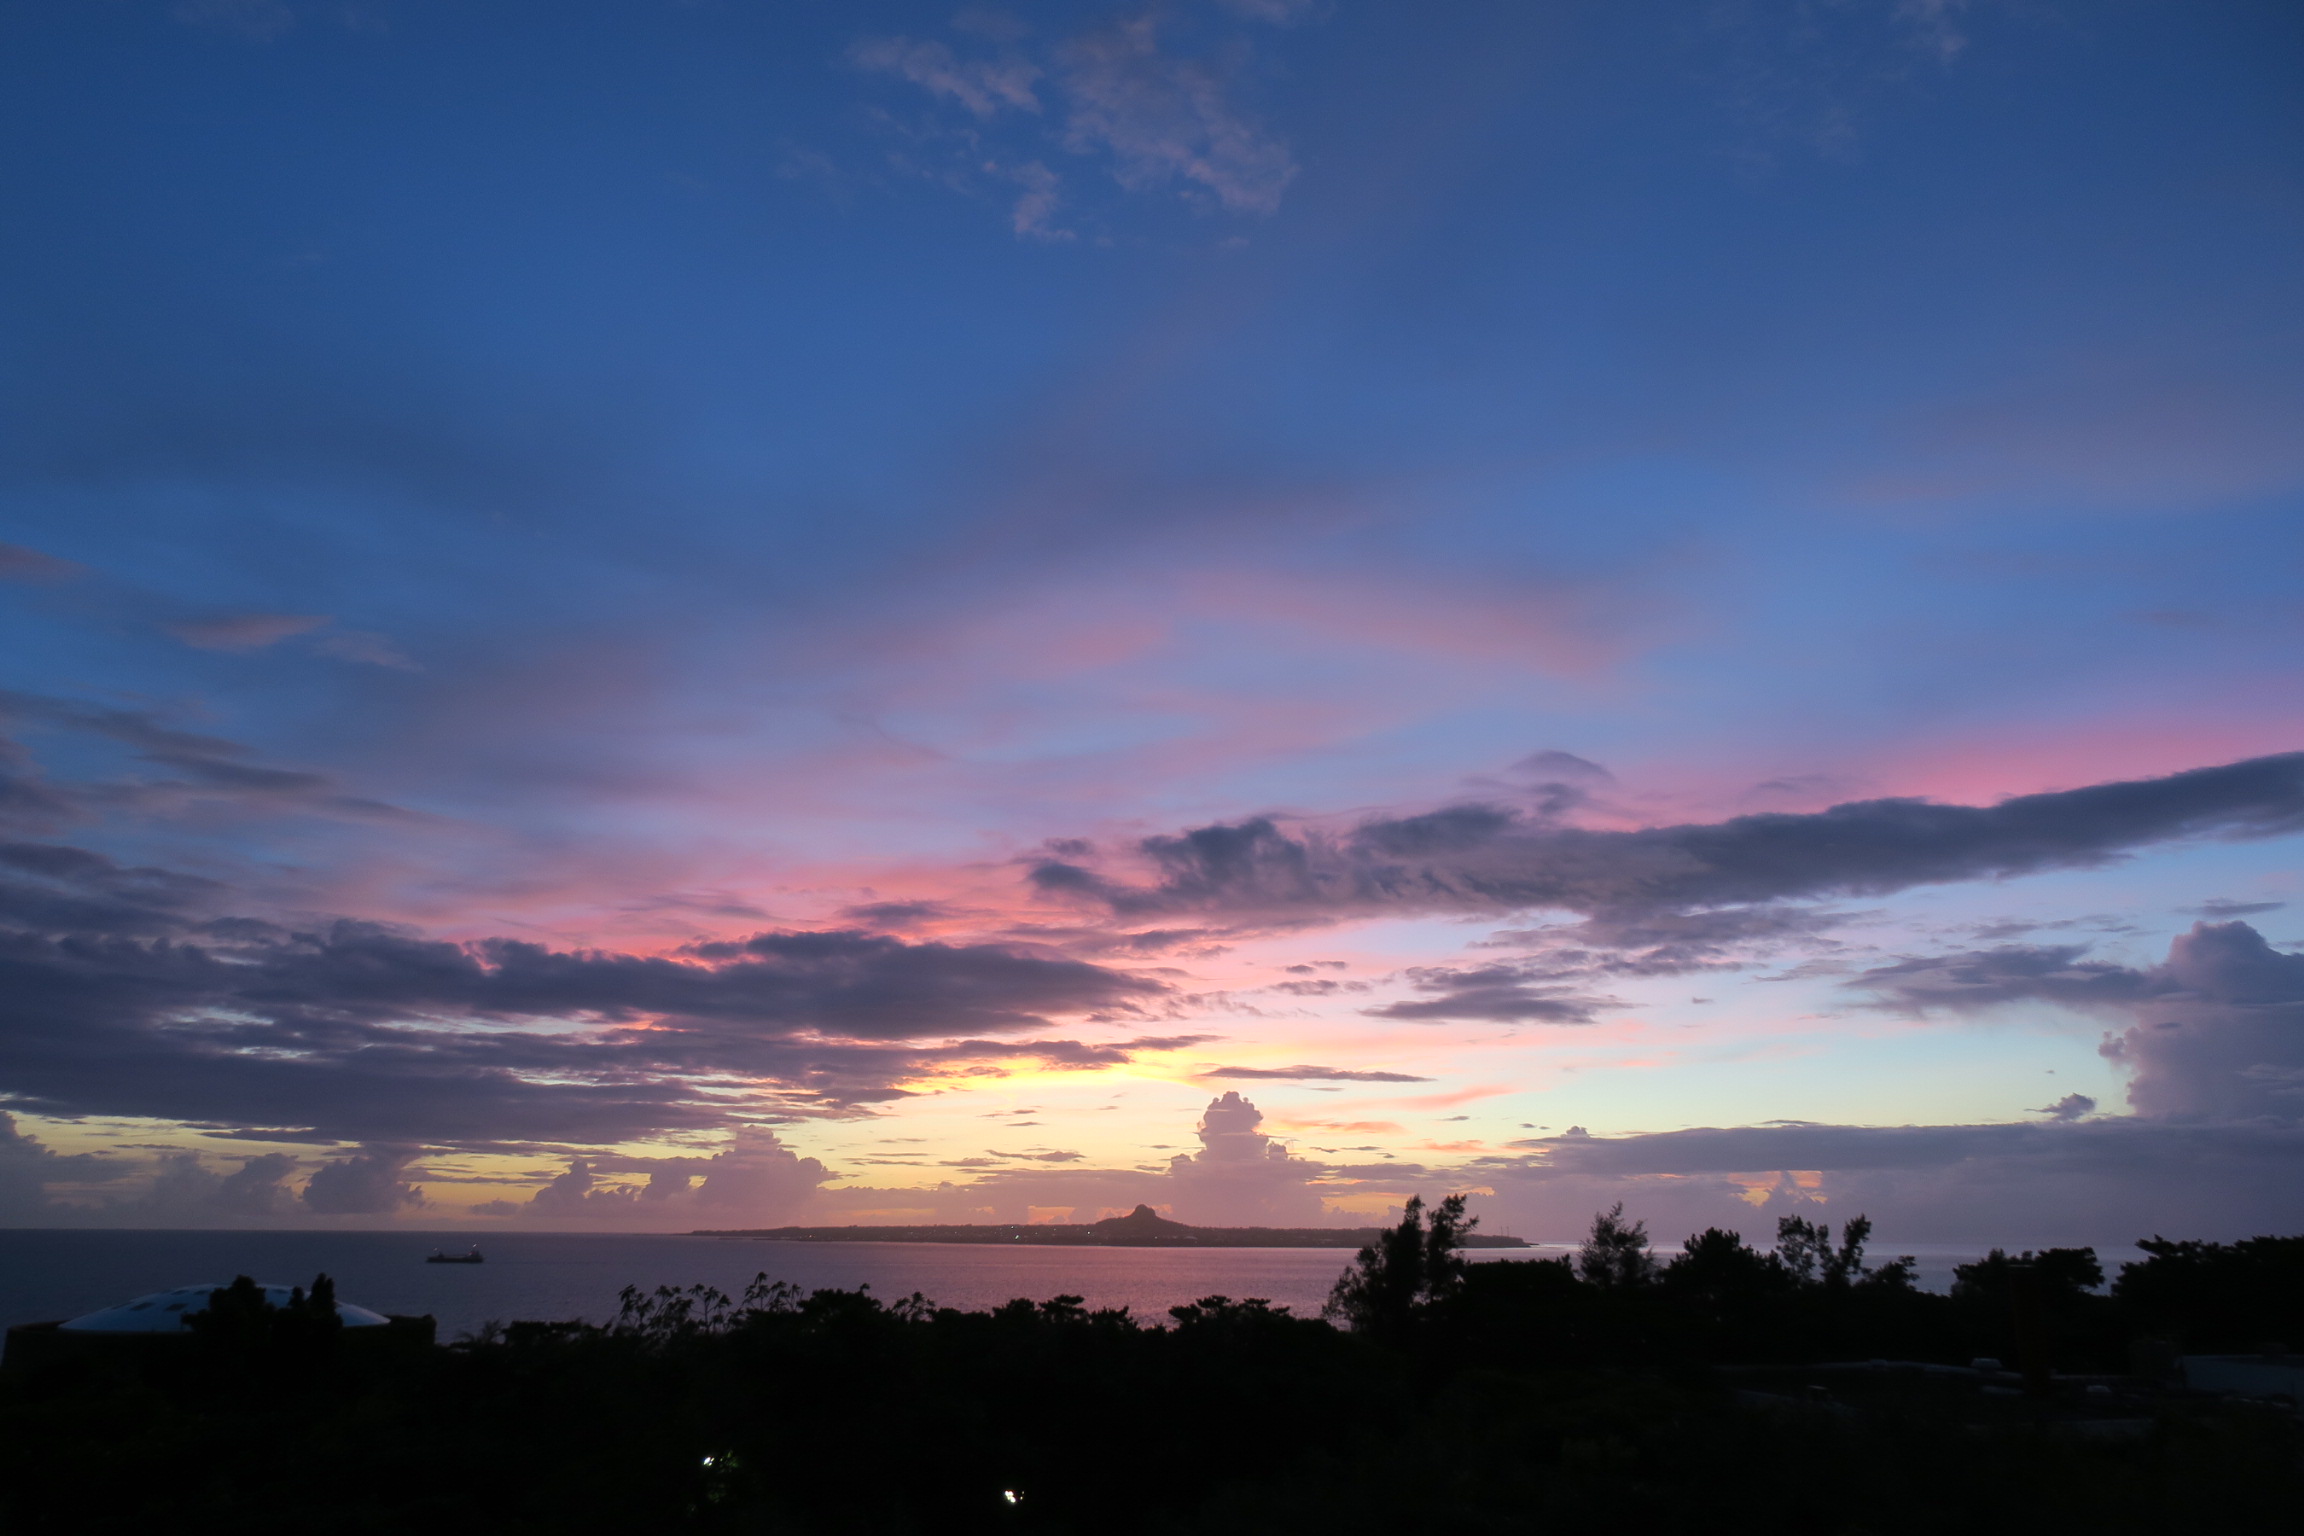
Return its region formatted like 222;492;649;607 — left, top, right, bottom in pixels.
0;838;1169;1148
1036;753;2304;936
1857;918;2304;1123
2;752;2299;1236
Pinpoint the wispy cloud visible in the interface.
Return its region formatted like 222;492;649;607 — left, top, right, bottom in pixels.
852;35;1042;118
167;612;330;651
173;0;295;43
0;543;81;582
852;5;1302;236
1895;0;1974;65
1195;1063;1431;1082
1053;12;1297;215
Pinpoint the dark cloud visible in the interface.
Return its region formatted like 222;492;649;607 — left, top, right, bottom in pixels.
0;741;78;830
1196;1064;1431;1082
1481;904;1848;982
0;690;409;823
0;844;1173;1148
1037;753;2304;928
1851;943;2155;1012
1361;964;1611;1024
838;899;957;930
2185;898;2286;918
2034;1093;2096;1122
0;841;225;934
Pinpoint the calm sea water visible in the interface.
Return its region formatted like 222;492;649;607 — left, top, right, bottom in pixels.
0;1231;2120;1341
0;1231;1449;1339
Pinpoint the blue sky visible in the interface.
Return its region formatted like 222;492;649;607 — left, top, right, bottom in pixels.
0;0;2299;1243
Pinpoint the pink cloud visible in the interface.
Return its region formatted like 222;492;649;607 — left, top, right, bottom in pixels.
167;612;329;651
0;542;81;582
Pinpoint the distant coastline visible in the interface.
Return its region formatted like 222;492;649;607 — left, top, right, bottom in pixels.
691;1203;1531;1249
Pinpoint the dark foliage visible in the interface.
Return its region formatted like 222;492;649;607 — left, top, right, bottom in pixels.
1322;1192;1474;1338
2112;1234;2304;1351
2;1220;2297;1534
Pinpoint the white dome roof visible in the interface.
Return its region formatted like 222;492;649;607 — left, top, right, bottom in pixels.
59;1283;390;1333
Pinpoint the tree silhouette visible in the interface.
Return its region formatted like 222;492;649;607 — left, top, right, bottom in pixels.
1775;1214;1909;1288
1324;1193;1477;1336
1662;1226;1785;1307
1577;1202;1653;1290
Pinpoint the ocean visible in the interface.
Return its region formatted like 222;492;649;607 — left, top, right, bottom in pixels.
0;1230;2124;1341
0;1230;1436;1339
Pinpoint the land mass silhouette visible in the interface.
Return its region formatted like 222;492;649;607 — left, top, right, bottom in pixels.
692;1202;1533;1247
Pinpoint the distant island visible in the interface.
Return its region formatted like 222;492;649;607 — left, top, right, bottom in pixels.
692;1202;1532;1248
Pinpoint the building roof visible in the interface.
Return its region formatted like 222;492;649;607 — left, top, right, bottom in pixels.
58;1283;391;1333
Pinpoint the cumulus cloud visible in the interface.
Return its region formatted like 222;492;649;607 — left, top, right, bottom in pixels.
1856;921;2304;1124
692;1126;834;1218
0;1111;107;1222
2102;923;2304;1122
1161;1089;1326;1222
522;1158;632;1216
511;1133;834;1225
301;1145;425;1215
123;1150;302;1222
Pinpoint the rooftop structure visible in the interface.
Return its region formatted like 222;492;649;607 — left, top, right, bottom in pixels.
58;1282;391;1334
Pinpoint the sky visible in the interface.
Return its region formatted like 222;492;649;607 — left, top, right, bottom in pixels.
0;0;2300;1248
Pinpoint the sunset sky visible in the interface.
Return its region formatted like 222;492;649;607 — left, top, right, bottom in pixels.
1;0;2299;1246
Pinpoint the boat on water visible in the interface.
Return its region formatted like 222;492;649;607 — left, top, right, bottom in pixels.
425;1248;484;1264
